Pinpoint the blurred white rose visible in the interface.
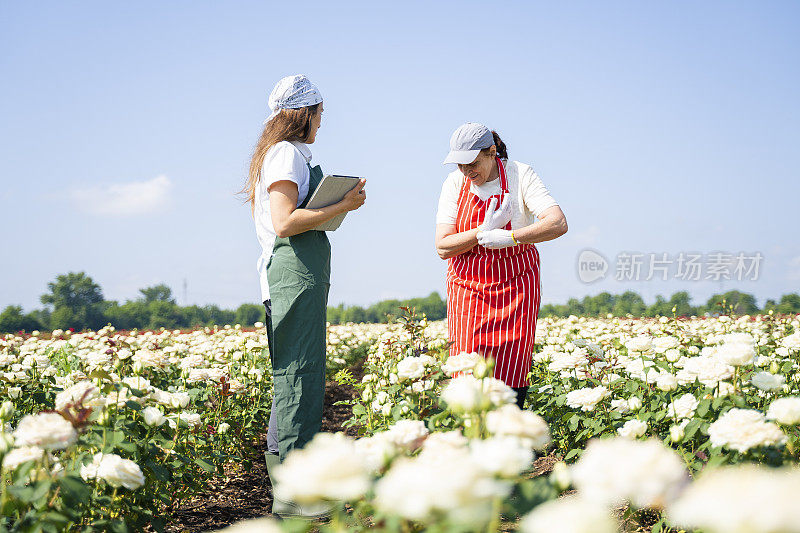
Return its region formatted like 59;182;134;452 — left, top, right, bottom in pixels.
571;437;689;508
708;408;786;453
519;496;617;533
2;445;44;471
767;397;800;425
274;433;371;504
751;371;785;392
13;413;77;450
668;465;800;533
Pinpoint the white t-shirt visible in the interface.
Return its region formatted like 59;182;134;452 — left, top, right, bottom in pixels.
436;159;559;230
254;141;312;301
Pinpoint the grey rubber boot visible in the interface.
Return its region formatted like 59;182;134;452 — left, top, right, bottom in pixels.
264;452;331;519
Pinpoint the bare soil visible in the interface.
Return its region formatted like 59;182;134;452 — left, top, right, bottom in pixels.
163;380;357;532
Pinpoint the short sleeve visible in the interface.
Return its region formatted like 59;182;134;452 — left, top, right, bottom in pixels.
261;141;309;191
520;164;559;219
436;173;461;225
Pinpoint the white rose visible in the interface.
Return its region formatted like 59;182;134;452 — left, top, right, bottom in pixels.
708;408;786;453
668;465;800;533
566;386;610;412
383;420;429;451
178;411;202;428
469;436;534;477
274;433;371;504
442;375;487;413
374;447;510;524
571;437;689;508
485;404;550;451
669;420;689;443
625;336;652;353
668;393;699;420
656;373;678;392
0;401;14;419
170;392;191;409
396;357;426;381
715;342;755;366
13;413;77;450
767;397;800;425
354;433;398;472
441;352;483;376
482;378;517;407
520;496;617;533
141;406;166;427
96;453;146;490
751;371;785;392
617;419;647;439
2;446;44;471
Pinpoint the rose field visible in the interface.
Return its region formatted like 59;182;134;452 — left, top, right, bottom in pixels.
2;310;800;532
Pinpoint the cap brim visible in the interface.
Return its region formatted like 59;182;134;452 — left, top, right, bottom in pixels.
443;149;480;165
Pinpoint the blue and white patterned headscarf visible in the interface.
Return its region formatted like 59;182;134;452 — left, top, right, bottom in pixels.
265;74;323;123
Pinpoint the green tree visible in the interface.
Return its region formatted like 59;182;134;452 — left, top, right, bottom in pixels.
582;292;615;316
146;301;182;330
327;304;345;324
668;291;697;317
0;305;42;333
40;272;106;331
138;284;176;304
774;293;800;314
235;303;264;327
703;290;759;316
103;301;150;330
613;291;646;316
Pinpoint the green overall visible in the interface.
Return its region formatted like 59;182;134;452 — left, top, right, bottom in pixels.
266;164;330;460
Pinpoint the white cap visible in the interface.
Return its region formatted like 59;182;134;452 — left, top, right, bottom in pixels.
265;74;323;123
443;122;494;164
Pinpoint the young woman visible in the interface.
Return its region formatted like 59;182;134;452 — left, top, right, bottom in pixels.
242;74;365;516
435;122;568;409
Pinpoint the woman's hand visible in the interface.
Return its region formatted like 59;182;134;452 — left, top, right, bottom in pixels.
269;178;365;238
477;229;516;249
478;196;513;232
337;179;367;213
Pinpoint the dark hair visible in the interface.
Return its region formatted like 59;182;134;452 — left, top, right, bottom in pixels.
480;130;508;159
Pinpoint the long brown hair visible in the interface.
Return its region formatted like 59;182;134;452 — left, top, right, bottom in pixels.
241;103;320;213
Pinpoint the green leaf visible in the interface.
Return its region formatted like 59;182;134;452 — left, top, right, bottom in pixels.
684;419;702;440
505;478;558;516
351;403;366;416
88;369;113;381
195;457;216;472
58;475;91;505
9;480;50;503
697;399;711;417
564;448;581;461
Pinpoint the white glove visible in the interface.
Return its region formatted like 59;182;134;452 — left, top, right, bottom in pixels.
477;229;516;249
477;195;513;232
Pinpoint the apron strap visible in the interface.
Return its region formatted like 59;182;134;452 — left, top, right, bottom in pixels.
496;156;509;196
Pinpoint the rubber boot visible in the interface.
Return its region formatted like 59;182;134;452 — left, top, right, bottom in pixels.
264;451;331;519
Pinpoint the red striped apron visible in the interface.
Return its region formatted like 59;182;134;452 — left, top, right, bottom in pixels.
446;157;541;387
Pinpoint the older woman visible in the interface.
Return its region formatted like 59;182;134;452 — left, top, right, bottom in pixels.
435;122;568;409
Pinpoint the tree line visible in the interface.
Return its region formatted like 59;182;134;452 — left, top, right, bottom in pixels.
538;290;800;318
1;272;798;333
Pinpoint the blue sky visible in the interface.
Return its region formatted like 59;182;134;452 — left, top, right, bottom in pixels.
1;1;798;311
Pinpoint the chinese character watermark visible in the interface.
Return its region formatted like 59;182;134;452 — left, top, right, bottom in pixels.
577;250;763;283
